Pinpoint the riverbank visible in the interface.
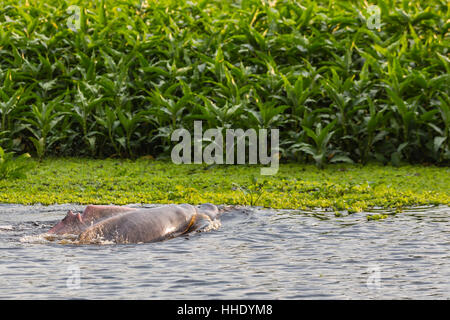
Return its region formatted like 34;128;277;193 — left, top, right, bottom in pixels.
0;0;448;166
0;158;448;212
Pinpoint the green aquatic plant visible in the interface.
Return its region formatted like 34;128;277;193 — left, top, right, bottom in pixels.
0;147;33;180
0;158;447;212
291;120;353;168
21;96;65;160
232;176;266;206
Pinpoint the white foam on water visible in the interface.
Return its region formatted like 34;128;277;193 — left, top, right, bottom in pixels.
19;233;79;244
200;219;222;233
20;232;120;245
81;234;115;245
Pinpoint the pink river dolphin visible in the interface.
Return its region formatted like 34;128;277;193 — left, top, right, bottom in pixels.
47;203;220;244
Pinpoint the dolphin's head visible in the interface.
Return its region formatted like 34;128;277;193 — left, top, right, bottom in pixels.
47;210;86;235
197;203;219;220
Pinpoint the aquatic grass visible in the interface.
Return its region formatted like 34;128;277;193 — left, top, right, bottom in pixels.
0;146;33;180
232;176;266;206
0;158;448;212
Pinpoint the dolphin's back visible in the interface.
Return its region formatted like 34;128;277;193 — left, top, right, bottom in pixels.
78;204;197;243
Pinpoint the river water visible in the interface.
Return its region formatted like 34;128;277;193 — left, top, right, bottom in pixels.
0;204;448;299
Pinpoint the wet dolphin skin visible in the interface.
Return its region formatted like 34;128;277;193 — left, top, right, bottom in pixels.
47;204;220;244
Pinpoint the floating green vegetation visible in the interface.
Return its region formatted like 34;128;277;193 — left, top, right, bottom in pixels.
367;214;389;221
0;158;448;212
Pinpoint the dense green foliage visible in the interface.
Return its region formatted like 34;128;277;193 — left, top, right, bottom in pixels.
0;0;449;166
0;146;32;179
0;158;448;211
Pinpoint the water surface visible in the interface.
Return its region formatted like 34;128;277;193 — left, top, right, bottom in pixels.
0;204;448;299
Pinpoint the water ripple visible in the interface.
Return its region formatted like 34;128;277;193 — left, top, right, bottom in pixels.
0;204;448;299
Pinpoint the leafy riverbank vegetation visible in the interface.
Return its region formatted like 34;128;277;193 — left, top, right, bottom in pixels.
0;0;448;167
0;158;448;211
